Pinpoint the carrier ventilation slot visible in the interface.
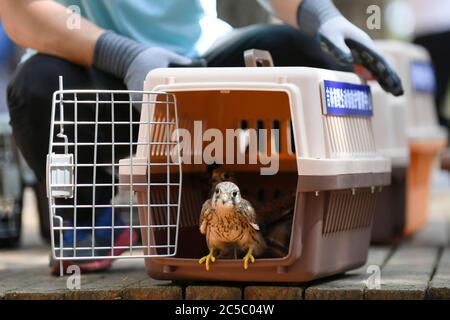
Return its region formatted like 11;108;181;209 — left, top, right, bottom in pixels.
150;181;202;228
237;118;290;156
413;94;438;129
324;116;376;158
272;120;281;153
149;114;176;157
289;121;296;154
322;189;376;236
256;120;265;153
149;114;208;160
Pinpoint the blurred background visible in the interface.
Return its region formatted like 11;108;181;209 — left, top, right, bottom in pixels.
217;0;450;122
0;0;449;249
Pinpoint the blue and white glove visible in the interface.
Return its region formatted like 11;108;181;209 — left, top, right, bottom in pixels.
297;0;403;96
93;31;192;100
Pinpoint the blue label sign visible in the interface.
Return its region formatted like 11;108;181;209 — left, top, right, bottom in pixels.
411;61;436;94
322;80;373;117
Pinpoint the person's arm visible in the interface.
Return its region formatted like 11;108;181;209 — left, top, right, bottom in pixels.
257;0;404;96
256;0;301;27
0;0;103;66
0;0;191;94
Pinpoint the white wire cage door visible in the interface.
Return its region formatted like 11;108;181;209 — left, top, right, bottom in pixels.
47;78;182;267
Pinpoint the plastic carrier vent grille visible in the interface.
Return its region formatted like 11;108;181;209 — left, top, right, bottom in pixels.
324;116;377;158
322;189;376;236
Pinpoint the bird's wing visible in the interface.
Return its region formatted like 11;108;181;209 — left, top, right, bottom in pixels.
236;198;260;231
199;199;213;235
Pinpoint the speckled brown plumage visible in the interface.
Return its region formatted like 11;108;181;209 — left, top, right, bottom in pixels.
202;166;294;260
199;182;266;270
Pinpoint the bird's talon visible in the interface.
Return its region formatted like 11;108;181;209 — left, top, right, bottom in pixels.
199;250;216;271
243;249;255;270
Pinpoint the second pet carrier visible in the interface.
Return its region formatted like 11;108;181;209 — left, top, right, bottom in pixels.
372;41;448;240
370;81;409;243
119;51;391;282
442;150;450;172
0;114;24;247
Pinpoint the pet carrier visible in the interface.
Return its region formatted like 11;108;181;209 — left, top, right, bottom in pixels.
370;81;409;243
118;50;391;282
441;148;450;172
0;114;24;246
371;41;448;240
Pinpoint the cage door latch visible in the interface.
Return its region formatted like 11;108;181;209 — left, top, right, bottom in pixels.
46;153;74;199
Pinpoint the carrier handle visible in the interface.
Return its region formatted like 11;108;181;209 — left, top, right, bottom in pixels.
244;49;274;68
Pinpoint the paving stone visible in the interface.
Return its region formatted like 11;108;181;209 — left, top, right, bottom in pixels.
244;286;302;300
305;247;391;300
365;247;438;300
186;286;242;300
428;248;450;300
64;269;147;300
121;278;182;300
0;269;61;299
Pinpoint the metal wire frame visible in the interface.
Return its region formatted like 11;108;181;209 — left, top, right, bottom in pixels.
47;78;182;272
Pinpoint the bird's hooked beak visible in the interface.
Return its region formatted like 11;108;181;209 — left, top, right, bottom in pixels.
213;191;234;209
218;193;233;207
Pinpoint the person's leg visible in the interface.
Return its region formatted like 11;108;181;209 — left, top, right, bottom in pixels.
203;24;345;70
7;54;139;272
7;54;137;213
414;31;450;131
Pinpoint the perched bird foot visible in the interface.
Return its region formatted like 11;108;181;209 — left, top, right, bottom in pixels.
243;248;255;270
199;249;216;271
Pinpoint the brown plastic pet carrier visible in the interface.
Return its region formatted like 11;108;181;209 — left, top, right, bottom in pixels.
441;149;450;172
370;81;409;243
119;50;391;282
370;41;448;243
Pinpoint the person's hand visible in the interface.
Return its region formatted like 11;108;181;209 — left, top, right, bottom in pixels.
298;0;403;96
124;47;191;94
93;31;192;104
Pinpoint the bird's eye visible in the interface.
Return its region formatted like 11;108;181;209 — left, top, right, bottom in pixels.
232;191;238;197
215;188;219;194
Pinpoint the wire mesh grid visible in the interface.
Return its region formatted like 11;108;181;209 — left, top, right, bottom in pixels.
47;78;182;267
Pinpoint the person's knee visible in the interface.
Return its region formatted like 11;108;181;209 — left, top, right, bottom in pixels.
241;24;300;50
206;24;304;67
7;55;70;116
255;24;343;69
7;55;79;180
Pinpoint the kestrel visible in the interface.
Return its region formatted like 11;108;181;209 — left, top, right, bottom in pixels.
198;181;266;271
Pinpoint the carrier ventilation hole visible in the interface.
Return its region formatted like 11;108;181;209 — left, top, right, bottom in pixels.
272;120;281;153
240;120;248;130
239;119;250;154
289;120;296;154
324;116;376;157
257;189;266;204
273;189;281;199
322;189;376;236
256;120;265;153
